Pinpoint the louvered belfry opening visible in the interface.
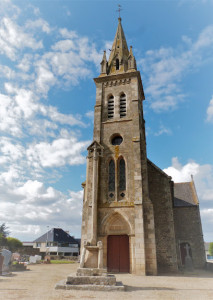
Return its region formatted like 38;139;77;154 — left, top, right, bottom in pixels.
120;93;126;117
108;95;114;119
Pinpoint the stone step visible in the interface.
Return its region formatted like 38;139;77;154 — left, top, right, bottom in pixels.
66;275;116;286
55;279;125;291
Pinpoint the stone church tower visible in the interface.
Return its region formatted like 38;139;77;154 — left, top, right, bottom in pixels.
81;17;158;275
80;18;205;275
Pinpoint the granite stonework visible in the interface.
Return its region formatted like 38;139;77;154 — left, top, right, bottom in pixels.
55;267;125;291
55;279;125;291
79;17;206;276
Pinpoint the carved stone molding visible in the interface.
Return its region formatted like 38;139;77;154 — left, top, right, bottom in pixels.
103;78;131;88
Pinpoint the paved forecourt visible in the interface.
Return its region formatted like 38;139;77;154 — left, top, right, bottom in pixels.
0;263;213;299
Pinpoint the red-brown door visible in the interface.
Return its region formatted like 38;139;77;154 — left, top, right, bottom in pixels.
107;235;129;273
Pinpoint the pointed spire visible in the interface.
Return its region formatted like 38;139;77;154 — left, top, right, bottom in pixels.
98;18;137;77
108;18;130;74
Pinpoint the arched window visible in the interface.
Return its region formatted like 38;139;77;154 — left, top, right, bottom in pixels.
116;59;119;70
119;158;126;193
108;95;114;119
108;159;115;195
120;93;126;118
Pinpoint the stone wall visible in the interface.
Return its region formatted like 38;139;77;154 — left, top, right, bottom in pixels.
206;262;213;272
147;161;178;273
173;206;206;269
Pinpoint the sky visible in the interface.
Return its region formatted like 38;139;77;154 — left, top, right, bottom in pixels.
0;0;213;242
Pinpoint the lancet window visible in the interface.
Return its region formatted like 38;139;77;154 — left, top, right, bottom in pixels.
108;95;114;119
108;157;126;201
108;159;115;195
119;93;126;118
119;158;126;195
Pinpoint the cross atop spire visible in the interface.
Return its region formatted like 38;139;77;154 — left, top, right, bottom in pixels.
116;4;122;18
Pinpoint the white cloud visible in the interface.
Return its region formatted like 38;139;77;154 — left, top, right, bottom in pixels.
206;95;213;122
85;110;94;120
16;54;33;72
59;28;78;39
0;176;83;240
25;18;51;34
0;17;43;61
154;124;172;136
163;157;199;182
26;137;90;168
164;157;213;202
140;25;213;112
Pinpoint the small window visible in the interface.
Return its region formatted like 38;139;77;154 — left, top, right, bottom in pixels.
108;95;114;119
120;93;126;118
116;59;119;70
111;135;123;145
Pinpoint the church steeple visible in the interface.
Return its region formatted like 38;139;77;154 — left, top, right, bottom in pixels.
99;18;137;76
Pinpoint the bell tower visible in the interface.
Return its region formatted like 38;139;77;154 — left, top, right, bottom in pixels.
81;18;157;275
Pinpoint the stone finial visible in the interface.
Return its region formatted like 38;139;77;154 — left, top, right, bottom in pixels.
100;50;108;74
128;46;137;70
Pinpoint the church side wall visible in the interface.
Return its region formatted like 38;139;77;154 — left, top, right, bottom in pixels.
173;206;206;269
147;162;178;273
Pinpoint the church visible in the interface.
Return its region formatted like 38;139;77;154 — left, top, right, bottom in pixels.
80;18;206;275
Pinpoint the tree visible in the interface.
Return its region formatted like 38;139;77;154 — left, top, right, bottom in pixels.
0;223;10;237
6;237;23;252
209;242;213;256
0;233;7;247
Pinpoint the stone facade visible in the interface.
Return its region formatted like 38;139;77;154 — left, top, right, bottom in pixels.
147;160;178;273
173;182;206;269
80;18;205;275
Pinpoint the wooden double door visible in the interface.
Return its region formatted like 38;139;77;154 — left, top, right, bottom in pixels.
107;235;129;273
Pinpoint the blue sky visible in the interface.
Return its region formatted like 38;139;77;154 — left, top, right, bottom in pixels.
0;0;213;242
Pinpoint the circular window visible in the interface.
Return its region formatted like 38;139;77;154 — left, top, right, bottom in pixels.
111;135;123;145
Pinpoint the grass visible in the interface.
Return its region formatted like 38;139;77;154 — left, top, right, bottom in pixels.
49;260;76;264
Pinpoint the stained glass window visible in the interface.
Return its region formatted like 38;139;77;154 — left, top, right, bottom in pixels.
108;159;115;192
119;158;126;191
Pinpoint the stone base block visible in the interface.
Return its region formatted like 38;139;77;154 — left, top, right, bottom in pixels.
76;268;107;276
66;275;116;285
55;279;125;291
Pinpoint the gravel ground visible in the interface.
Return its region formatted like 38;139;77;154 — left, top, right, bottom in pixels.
1;263;213;300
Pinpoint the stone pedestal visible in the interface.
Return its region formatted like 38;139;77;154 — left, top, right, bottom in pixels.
55;267;125;291
76;267;107;276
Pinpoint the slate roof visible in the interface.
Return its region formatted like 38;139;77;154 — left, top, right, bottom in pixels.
33;228;78;244
174;181;199;207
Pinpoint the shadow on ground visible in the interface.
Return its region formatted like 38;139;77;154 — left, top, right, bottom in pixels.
125;286;175;292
